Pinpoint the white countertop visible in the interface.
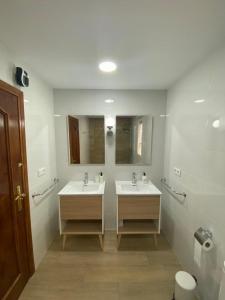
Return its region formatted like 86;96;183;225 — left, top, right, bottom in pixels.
115;180;162;196
58;181;105;196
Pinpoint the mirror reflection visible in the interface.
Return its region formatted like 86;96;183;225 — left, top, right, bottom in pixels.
68;115;105;164
115;115;152;165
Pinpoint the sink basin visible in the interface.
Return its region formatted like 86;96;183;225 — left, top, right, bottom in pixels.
116;181;161;195
58;181;105;195
121;184;140;192
82;183;100;192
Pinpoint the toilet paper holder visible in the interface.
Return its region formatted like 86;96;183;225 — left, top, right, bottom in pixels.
194;227;213;248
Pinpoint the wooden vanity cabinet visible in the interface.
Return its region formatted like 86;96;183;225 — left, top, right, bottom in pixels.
59;195;104;250
117;195;161;248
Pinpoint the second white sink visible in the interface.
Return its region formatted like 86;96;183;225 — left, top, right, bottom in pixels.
116;181;161;195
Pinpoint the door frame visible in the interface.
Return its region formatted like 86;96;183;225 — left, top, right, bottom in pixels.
0;79;35;276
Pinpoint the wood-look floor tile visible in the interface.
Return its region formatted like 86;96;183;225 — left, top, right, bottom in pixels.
119;283;174;300
19;232;180;300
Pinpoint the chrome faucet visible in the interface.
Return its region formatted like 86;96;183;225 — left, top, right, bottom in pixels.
83;172;88;186
132;172;137;186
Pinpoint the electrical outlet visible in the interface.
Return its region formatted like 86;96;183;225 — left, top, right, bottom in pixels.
37;167;46;177
174;167;181;177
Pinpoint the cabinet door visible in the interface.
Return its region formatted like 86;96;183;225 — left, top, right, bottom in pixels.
118;196;160;220
60;196;102;220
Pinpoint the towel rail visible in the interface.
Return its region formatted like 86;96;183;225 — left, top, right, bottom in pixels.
32;178;59;199
160;177;187;198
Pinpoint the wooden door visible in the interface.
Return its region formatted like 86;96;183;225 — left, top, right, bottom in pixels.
0;80;34;299
68;116;80;164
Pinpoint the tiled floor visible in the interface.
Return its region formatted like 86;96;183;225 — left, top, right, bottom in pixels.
20;231;180;300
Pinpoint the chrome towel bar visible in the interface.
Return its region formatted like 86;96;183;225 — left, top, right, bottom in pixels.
32;178;59;199
161;177;187;198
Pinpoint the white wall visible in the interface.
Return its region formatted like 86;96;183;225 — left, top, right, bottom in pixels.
0;41;58;267
54;89;166;229
163;45;225;300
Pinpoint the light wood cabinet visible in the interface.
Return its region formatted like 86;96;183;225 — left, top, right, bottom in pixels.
59;195;104;250
117;195;161;248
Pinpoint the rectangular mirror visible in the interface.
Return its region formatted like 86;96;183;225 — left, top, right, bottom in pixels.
115;115;152;165
68;115;105;164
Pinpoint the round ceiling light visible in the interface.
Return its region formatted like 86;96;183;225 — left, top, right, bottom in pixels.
105;99;115;103
99;61;117;73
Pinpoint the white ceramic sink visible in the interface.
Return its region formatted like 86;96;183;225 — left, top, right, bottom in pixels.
115;181;161;195
58;181;105;195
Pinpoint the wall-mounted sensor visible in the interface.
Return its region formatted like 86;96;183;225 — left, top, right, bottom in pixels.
15;67;29;87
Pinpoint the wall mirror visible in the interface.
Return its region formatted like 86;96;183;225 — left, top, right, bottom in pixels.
115;115;153;165
68;115;105;164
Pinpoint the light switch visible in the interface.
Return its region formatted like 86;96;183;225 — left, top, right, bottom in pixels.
37;167;46;177
176;168;181;177
174;167;181;177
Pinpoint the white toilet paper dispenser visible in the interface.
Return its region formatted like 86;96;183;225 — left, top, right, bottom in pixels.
194;227;213;251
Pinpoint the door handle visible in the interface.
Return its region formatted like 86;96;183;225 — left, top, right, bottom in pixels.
15;185;26;212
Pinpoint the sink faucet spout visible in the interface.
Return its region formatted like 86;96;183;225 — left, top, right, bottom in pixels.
84;172;88;186
132;172;137;186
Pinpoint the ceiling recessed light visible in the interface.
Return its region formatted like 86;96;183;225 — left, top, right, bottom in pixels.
105;99;115;103
160;114;169;117
99;61;117;73
54;114;62;117
194;99;205;103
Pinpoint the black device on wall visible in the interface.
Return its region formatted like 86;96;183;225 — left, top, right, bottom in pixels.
15;67;29;87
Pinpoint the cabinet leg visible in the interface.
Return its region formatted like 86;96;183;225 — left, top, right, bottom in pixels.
153;234;158;248
63;234;67;250
99;234;103;250
117;234;121;249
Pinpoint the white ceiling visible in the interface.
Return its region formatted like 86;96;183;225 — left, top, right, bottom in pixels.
0;0;225;89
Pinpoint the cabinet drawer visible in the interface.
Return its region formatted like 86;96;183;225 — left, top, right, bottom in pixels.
118;196;160;220
60;196;102;220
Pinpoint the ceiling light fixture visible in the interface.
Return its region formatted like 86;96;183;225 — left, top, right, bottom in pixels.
194;99;205;103
105;99;115;103
99;61;117;73
54;114;62;117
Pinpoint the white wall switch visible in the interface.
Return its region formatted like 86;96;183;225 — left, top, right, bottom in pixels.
37;167;46;177
176;168;181;177
174;167;182;177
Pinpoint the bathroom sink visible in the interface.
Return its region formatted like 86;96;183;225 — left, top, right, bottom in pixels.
120;183;155;192
115;181;161;195
58;181;105;195
82;183;100;192
121;184;140;192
